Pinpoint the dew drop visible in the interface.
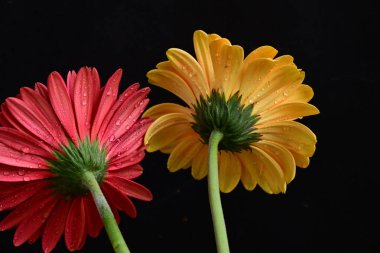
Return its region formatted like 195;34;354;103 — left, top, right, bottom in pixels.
83;92;87;97
283;92;288;97
23;176;31;181
3;170;10;176
249;99;254;105
106;90;112;96
297;144;304;150
274;100;278;104
115;120;121;126
21;147;30;153
182;66;186;70
109;135;116;142
188;73;193;78
82;100;87;106
298;116;303;119
18;169;26;176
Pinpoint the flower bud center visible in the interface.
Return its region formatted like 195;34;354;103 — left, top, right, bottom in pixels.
192;90;261;152
47;137;108;197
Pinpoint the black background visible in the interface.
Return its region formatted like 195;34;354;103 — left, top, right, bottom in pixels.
0;0;379;252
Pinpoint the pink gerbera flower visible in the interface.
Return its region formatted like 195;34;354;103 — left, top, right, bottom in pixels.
0;67;153;252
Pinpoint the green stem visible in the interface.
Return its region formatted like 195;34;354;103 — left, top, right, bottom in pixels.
208;130;230;253
82;171;131;253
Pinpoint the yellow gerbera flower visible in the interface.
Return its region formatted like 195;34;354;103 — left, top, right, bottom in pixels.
144;30;319;194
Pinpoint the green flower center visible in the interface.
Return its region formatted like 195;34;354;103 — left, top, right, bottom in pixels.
192;90;261;152
47;137;108;197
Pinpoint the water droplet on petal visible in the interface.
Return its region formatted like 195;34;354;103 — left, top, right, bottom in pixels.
106;90;112;96
21;147;30;153
283;92;288;96
298;116;303;119
115;120;121;126
83;92;87;97
18;170;26;176
3;170;10;176
109;135;116;142
23;176;31;181
82;100;87;106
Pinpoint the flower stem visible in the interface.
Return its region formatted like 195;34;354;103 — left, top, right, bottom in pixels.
208;130;230;253
82;171;131;253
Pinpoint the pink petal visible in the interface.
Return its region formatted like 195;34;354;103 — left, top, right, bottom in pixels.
27;225;43;244
1;103;31;134
4;98;61;150
73;67;100;140
0;165;52;182
0;181;47;211
84;194;103;238
108;164;143;180
107;118;153;158
102;182;137;218
13;196;59;246
0;189;53;231
101;88;150;145
90;69;123;142
105;175;152;201
66;70;77;102
48;71;78;144
42;199;72;253
0;138;49;169
109;148;145;170
65;197;87;251
0;112;12;127
34;82;49;101
20;87;68;146
0;127;55;158
96;83;140;143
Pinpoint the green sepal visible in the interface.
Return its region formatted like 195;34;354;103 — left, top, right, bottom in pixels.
47;136;108;197
192;90;261;152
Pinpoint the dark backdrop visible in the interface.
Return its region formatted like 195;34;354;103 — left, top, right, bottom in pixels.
0;0;379;252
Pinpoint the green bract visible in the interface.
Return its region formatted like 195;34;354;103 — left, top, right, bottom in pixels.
48;137;108;197
192;90;261;152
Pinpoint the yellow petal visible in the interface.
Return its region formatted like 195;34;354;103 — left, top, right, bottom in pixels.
252;66;304;114
254;141;296;183
207;33;222;42
257;121;317;157
251;146;286;194
147;69;196;106
257;102;320;126
167;134;202;172
191;144;209;180
166;48;209;98
273;55;296;68
244;46;278;63
239;58;276;103
218;151;241;193
284;84;314;103
143;103;193;120
193;30;215;89
209;38;232;90
290;151;310;168
144;113;192;148
236;151;259;191
212;44;244;98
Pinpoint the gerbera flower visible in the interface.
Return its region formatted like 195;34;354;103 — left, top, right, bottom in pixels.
143;30;319;253
0;67;153;253
144;30;319;194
